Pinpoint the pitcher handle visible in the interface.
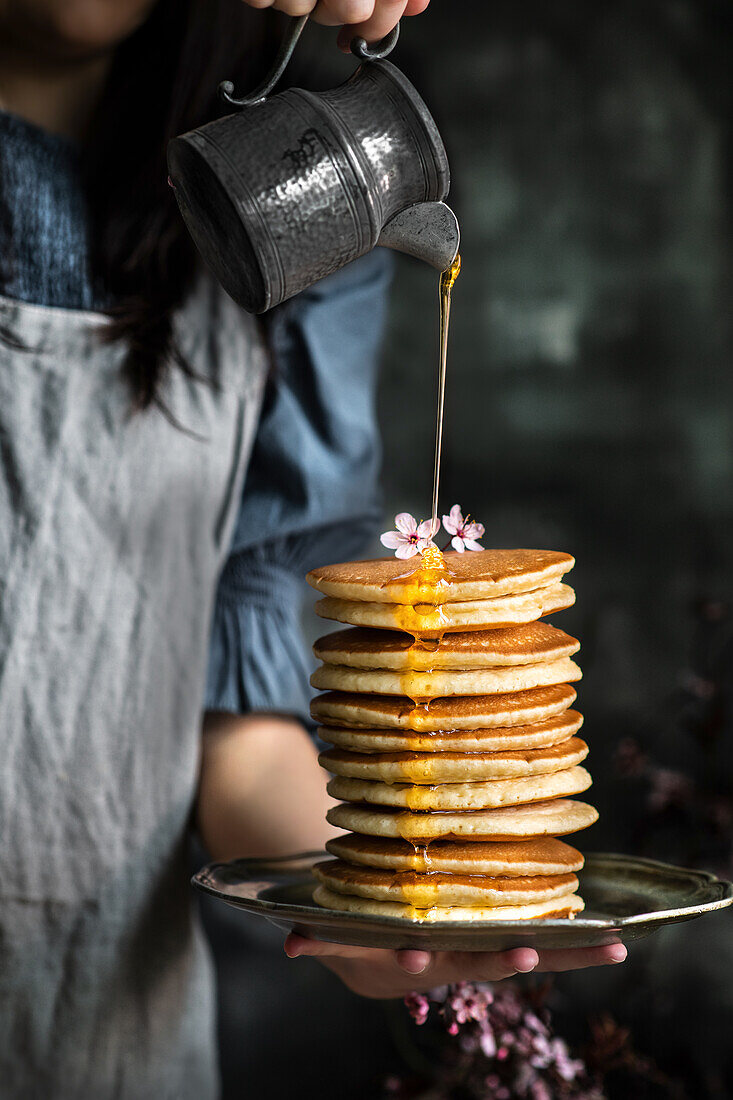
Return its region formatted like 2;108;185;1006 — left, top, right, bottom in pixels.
350;23;400;60
219;15;400;109
220;14;309;107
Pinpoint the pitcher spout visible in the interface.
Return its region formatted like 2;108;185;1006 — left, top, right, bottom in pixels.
377;201;460;271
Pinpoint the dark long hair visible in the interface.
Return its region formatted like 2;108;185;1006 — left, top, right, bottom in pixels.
83;0;280;410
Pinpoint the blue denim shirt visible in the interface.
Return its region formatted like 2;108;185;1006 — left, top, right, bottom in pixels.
0;109;389;722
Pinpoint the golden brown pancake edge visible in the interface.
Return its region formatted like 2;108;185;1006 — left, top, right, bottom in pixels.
307;548;575;605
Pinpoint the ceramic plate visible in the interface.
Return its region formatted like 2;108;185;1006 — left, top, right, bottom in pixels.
192;852;733;952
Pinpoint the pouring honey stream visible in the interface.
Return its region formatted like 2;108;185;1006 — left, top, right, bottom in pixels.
381;251;461;640
382;254;462;908
432;252;462;534
389;252;462;693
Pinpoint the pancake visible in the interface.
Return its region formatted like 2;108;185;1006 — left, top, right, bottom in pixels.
315;583;575;635
312;884;584;921
313;623;580;671
311;656;581;699
310;545;594;923
325;834;585;875
327;765;592;811
326;798;599;841
311;684;577;731
320;738;588;784
317;710;584;753
307;548;574;605
313;860;579;907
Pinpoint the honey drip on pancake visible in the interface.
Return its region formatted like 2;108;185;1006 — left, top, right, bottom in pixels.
364;837;434;915
414;844;433;872
385;546;456;731
402;783;439;811
391;870;442;914
384;546;453;641
395;811;437;855
393;818;436;876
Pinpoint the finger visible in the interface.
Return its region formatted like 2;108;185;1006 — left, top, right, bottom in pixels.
404;0;430;13
312;0;376;30
533;943;627;973
472;947;540;981
334;0;407;49
284;932;395;965
272;0;318;13
423;947;540;986
395;949;432;975
241;0;275;9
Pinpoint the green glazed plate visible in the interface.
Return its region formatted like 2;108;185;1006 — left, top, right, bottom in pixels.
192;852;733;952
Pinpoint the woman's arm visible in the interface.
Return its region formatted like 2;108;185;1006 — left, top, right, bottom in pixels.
197;710;337;860
196;711;627;997
200;253;393;847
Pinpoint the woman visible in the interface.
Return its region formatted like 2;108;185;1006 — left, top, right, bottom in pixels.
0;1;625;1096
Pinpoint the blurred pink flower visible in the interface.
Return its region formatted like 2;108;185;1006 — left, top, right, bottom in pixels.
680;671;716;700
380;513;439;559
404;990;431;1026
448;982;493;1025
442;504;485;553
647;767;695;812
479;1022;497;1058
614;737;649;779
400;980;601;1099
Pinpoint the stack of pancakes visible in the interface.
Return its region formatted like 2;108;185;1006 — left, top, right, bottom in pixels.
306;548;597;921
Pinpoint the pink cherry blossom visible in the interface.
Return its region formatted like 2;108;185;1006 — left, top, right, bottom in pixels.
442;503;485;553
403;991;431;1026
380;512;439;559
399;981;600;1099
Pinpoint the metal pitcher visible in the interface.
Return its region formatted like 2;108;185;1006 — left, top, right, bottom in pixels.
167;17;459;314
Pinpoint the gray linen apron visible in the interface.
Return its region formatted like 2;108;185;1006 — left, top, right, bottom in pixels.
0;278;267;1098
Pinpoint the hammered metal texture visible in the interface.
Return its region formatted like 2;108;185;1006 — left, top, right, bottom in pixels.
168;61;449;313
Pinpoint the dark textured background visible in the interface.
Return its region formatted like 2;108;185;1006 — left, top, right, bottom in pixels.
201;4;733;1097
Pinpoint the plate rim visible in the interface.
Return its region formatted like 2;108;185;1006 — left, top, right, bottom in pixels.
192;850;733;932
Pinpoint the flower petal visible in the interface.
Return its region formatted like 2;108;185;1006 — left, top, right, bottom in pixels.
463;538;484;552
464;521;485;540
449;504;464;527
417;517;440;540
451;535;466;553
479;1025;497;1059
380;531;404;549
395;542;419;559
394;512;418;536
441;513;458;535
